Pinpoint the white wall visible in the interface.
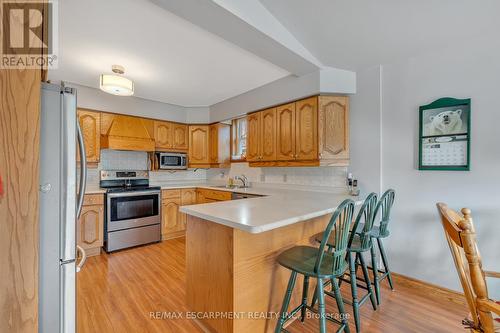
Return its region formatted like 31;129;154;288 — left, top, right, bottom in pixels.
70;83;210;123
209;68;356;122
351;46;500;296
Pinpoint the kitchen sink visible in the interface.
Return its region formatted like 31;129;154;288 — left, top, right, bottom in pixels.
213;185;250;189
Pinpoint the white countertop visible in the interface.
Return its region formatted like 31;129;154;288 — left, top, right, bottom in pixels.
177;183;362;234
84;181;362;233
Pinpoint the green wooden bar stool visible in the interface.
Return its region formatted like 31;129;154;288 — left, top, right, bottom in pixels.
313;193;379;333
354;189;396;305
275;199;355;333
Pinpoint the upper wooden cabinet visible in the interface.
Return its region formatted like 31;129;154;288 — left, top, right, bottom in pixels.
188;125;210;167
295;97;318;160
246;108;277;162
154;121;173;149
188;123;230;168
247;95;349;167
172;123;189;150
154;121;188;151
276;103;296;161
246;112;261;162
77;109;101;164
318;96;349;166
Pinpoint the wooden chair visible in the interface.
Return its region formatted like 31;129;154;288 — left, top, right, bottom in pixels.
437;203;500;333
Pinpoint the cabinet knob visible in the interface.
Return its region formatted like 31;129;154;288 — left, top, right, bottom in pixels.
319;153;323;159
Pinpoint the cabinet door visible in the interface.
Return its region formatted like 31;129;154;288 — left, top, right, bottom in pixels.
162;198;182;236
188;125;210;164
172;123;188;150
154;121;173;149
209;124;219;163
276;103;296;161
295;97;318;160
246;112;261;162
261;108;277;161
77;204;104;251
180;188;196;226
318;96;350;163
77;110;101;163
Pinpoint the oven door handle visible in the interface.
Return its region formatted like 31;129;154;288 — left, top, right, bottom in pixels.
107;190;161;198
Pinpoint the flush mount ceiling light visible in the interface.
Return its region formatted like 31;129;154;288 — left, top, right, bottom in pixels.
99;65;134;96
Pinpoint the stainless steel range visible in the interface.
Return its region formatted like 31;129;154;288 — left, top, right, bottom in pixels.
101;170;161;252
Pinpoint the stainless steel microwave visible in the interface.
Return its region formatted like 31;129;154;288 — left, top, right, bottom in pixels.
156;152;188;170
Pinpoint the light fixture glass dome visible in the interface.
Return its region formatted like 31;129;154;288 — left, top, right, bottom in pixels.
99;65;134;96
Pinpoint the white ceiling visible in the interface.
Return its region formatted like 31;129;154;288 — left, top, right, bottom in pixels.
260;0;500;70
48;0;289;106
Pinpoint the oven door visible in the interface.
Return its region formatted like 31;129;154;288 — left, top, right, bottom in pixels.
106;190;160;232
158;153;187;169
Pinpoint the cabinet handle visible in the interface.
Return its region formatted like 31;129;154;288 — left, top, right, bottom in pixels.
319;153;322;159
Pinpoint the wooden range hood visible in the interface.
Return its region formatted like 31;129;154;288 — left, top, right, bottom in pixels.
100;113;155;151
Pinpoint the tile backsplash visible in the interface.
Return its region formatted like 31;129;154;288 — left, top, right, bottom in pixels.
207;163;347;188
86;150;347;189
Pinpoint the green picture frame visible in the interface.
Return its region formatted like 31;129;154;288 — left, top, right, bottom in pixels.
418;97;471;171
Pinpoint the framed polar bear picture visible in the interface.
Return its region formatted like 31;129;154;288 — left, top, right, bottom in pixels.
419;97;471;171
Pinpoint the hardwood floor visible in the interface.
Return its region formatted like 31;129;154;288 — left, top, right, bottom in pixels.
77;238;467;333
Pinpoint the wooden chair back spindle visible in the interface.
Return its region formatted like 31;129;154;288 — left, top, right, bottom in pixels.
437;203;498;333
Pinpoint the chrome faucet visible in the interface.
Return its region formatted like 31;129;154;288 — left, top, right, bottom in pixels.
234;175;249;188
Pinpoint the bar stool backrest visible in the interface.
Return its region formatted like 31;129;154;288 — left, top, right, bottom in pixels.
314;199;355;275
349;192;378;251
375;189;395;237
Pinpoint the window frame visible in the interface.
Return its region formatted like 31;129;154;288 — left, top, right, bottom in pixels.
230;116;247;162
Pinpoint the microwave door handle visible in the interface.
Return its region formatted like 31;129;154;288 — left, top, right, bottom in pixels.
76;121;87;218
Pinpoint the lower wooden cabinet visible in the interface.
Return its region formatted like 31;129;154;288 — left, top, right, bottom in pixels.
77;194;104;257
196;188;232;203
161;188;198;240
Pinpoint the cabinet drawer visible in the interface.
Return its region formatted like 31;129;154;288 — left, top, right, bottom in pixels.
197;189;231;201
162;189;181;200
83;194;104;206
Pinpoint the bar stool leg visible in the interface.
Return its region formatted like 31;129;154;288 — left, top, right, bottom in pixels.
359;253;377;310
275;271;297;333
377;238;394;290
370;238;381;304
348;252;361;333
332;278;351;333
300;276;309;322
317;277;327;333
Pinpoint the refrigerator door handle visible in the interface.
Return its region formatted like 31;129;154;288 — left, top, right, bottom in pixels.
76;245;87;273
76;121;87;219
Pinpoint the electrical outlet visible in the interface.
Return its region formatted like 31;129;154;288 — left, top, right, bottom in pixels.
260;174;265;182
283;174;287;183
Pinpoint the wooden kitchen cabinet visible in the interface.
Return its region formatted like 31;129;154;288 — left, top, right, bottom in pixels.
209;123;230;168
295;97;318;160
161;189;183;240
261;108;277;161
172;123;189;150
77;109;101;165
77;194;104;257
154;120;173;150
155;121;189;152
246;108;277;162
246;95;348;167
318;96;350;166
188;125;210;167
196;188;232;203
179;188;196;226
276;103;296;161
246;112;261;162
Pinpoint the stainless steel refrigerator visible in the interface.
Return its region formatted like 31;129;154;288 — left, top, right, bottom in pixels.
39;82;87;333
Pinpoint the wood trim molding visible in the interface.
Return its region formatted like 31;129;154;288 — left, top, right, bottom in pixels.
391;272;466;307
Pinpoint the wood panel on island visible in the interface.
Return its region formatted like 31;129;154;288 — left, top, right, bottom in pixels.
77;194;104;257
247;95;349;167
